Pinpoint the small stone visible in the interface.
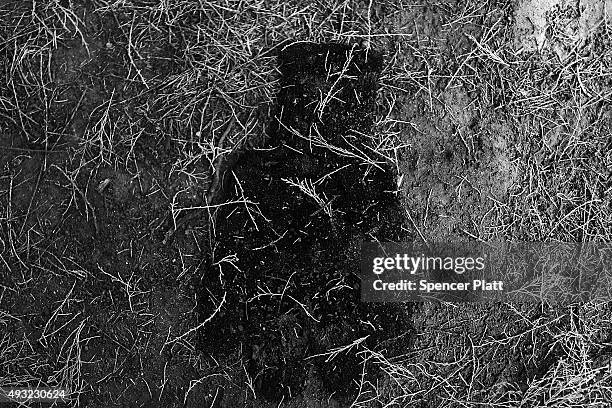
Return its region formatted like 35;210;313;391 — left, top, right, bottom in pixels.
97;178;111;193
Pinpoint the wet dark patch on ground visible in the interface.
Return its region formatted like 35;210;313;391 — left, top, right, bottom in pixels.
196;42;411;402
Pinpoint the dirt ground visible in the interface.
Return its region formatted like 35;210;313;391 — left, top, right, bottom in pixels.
1;0;611;407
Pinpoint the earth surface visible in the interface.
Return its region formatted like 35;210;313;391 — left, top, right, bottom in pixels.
1;1;611;407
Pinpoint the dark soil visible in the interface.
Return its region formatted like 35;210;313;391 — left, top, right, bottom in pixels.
196;42;411;403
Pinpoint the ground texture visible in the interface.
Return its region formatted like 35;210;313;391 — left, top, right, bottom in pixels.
1;1;611;407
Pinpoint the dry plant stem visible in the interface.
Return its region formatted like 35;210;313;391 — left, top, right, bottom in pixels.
164;115;242;243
